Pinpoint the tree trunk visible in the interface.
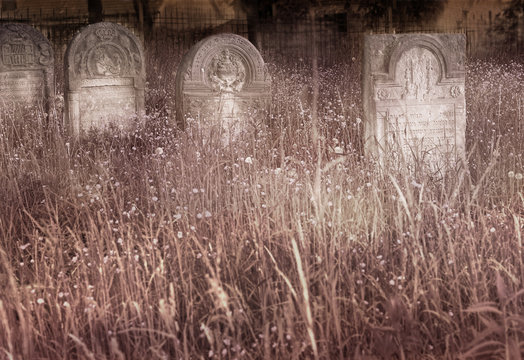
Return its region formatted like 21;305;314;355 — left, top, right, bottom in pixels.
133;0;154;41
88;0;103;24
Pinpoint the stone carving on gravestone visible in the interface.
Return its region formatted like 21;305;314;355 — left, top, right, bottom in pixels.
175;33;271;144
0;23;54;113
362;34;466;171
65;22;145;136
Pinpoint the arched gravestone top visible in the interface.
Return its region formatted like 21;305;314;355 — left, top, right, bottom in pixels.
0;23;54;109
65;22;145;136
175;33;271;136
362;33;466;171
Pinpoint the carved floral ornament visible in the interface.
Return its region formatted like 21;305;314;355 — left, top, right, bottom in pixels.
450;85;463;98
207;48;246;93
87;44;125;77
69;23;144;79
376;45;466;102
377;88;390;100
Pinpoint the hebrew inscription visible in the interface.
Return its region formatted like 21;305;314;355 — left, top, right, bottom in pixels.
0;23;54;109
65;22;145;136
362;34;466;170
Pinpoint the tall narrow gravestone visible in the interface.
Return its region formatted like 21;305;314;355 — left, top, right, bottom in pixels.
0;23;54;111
362;34;466;170
65;22;145;136
175;33;271;143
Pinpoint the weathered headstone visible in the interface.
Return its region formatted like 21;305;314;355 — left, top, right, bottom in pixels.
65;22;145;135
0;23;54;110
362;34;466;170
175;33;271;143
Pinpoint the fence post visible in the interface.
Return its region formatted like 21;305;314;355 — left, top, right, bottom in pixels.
518;12;523;55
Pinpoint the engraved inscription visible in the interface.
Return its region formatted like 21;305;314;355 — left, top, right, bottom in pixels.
79;86;136;131
363;34;466;168
65;22;145;135
176;33;271;141
2;41;34;66
0;70;44;103
0;24;54;111
384;103;456;159
81;77;133;87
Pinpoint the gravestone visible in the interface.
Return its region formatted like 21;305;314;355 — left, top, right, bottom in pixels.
65;22;145;136
362;34;466;170
175;33;271;143
0;23;54;111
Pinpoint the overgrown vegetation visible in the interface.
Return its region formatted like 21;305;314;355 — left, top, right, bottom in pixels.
0;44;523;359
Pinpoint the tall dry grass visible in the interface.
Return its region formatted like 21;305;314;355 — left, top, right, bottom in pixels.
0;44;523;359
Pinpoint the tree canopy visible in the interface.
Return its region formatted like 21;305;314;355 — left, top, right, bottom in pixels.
233;0;446;23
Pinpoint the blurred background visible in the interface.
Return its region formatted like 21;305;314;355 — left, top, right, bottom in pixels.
0;0;522;66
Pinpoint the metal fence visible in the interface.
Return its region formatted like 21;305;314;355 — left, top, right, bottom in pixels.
0;7;521;67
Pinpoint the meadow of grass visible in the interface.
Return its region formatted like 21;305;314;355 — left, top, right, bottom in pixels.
0;43;523;359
